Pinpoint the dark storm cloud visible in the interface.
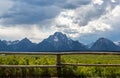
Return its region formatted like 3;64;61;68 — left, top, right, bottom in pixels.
14;0;61;6
15;0;91;7
0;1;61;25
1;5;60;25
0;0;91;25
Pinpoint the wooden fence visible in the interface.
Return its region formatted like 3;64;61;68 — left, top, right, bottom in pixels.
0;52;120;77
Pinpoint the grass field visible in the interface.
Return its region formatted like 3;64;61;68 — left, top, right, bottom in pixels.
0;54;120;77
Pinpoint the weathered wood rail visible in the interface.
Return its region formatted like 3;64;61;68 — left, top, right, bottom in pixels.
0;52;120;77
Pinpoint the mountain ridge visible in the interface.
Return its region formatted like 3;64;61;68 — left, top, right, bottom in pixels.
29;32;87;52
0;32;120;52
91;38;120;51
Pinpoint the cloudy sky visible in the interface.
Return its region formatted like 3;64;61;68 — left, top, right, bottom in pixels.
0;0;120;44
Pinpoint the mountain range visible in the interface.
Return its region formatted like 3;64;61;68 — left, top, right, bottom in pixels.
0;32;120;52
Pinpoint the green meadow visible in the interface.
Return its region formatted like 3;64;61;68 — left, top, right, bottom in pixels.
0;54;120;77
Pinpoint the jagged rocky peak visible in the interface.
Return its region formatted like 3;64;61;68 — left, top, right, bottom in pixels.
54;32;66;37
20;37;32;43
32;32;87;52
47;32;70;42
53;32;67;39
21;38;30;41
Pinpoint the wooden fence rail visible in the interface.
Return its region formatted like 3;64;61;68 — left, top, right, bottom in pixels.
0;52;120;77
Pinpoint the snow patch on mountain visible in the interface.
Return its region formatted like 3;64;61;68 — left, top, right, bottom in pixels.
54;36;59;42
114;41;120;46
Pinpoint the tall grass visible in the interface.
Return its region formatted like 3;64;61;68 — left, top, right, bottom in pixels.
0;54;120;77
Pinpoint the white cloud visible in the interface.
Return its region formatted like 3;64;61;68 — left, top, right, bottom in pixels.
111;5;120;17
0;25;51;43
111;0;116;3
52;8;111;38
92;0;104;5
79;21;111;34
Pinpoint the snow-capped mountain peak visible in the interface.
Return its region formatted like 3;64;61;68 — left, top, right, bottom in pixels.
32;32;87;51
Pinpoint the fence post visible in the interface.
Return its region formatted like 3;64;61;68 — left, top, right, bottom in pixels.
56;54;61;77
